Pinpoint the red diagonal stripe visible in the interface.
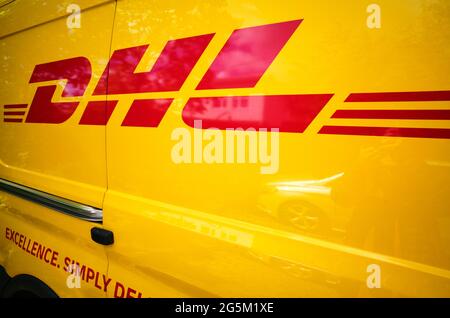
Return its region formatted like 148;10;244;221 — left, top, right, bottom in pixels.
182;94;333;133
4;111;26;116
319;126;450;139
79;100;118;126
94;34;214;95
4;104;27;109
332;109;450;120
196;19;302;90
345;91;450;102
122;99;173;127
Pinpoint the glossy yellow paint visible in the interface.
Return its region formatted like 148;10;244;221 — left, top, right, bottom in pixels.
1;0;450;297
0;0;115;297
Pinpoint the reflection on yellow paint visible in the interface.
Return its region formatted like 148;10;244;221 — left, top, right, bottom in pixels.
146;210;254;248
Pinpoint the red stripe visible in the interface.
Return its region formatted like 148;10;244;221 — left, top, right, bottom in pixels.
319;126;450;139
182;94;333;132
79;100;118;125
122;99;173;127
4;111;26;116
93;34;214;95
4;104;27;109
332;109;450;120
345;91;450;102
196;20;302;90
4;118;22;123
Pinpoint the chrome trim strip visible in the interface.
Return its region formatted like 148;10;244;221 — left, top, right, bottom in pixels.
0;178;102;222
0;1;15;9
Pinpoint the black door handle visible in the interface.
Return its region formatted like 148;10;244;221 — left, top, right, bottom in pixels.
91;227;114;245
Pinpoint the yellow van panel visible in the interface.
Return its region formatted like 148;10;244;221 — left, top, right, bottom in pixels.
0;0;449;298
0;0;113;38
103;0;450;297
0;0;116;297
0;0;114;206
0;192;109;297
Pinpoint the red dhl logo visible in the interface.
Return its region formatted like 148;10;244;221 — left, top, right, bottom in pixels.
3;19;450;139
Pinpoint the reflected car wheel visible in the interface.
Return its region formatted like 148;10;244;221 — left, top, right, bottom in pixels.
278;201;329;235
